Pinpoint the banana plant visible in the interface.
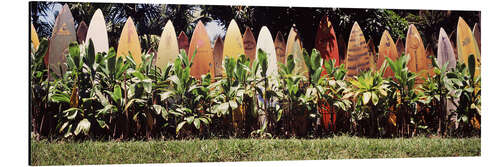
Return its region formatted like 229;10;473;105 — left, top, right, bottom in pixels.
159;50;212;137
446;54;481;136
301;49;327;133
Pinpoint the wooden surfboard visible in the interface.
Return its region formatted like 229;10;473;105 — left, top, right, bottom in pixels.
405;24;428;82
346;22;371;78
76;21;88;44
156;20;179;71
315;15;340;67
377;30;398;77
285;26;306;76
85;9;109;53
337;33;347;65
449;30;459;61
367;38;377;71
425;44;435;77
223;19;245;61
243;27;256;63
48;4;76;77
437;28;456;70
457;17;481;78
473;23;481;53
274;31;286;65
117;17;142;64
395;38;405;57
213;37;223;78
177;31;189;54
255;26;278;77
188;21;214;79
30;22;40;51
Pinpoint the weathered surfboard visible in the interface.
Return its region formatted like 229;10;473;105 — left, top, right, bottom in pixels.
223;19;245;61
425;44;435;77
395;38;405;57
437;28;456;70
85;9;109;53
48;4;76;76
473;23;481;53
177;31;189;54
346;22;371;78
285;26;306;76
315;15;340;67
243;27;256;63
255;26;278;77
367;38;377;70
405;24;428;82
377;30;398;77
188;21;214;79
449;30;459;61
76;21;88;44
213;37;223;78
457;17;481;78
274;31;286;65
156;20;179;71
30;22;39;51
117;17;142;64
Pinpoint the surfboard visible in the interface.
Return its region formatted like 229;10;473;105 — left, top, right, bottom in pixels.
437;28;456;70
395;38;405;57
315;15;340;67
405;24;428;83
243;27;256;63
425;44;435;77
48;4;76;77
367;38;377;71
473;23;481;53
255;26;278;77
457;17;481;78
346;22;371;78
76;21;87;44
188;21;214;79
377;30;398;77
285;26;306;76
117;17;142;64
30;22;40;51
223;19;245;62
449;30;459;61
177;31;189;54
213;37;223;78
85;9;109;53
274;31;286;65
156;20;179;71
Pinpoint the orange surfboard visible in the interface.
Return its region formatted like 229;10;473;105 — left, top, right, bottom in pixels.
213;37;223;78
437;28;456;70
395;38;405;57
243;27;256;63
188;21;214;79
117;17;142;64
457;17;480;78
76;21;88;44
473;23;481;53
367;38;377;70
405;24;429;82
30;22;40;51
377;30;398;77
315;15;340;67
178;31;189;54
346;22;371;78
48;4;76;77
274;31;286;65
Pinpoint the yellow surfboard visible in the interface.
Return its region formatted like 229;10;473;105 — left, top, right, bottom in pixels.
223;19;245;60
457;17;480;78
405;24;428;82
30;22;39;51
117;17;142;64
85;9;109;53
377;30;398;77
285;26;306;76
189;21;214;79
156;20;179;71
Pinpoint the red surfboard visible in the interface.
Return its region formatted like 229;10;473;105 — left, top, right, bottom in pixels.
178;31;190;54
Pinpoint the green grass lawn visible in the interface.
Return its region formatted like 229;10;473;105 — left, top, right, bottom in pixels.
30;136;480;165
